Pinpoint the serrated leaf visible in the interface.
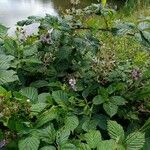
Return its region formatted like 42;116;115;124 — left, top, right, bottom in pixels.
0;54;18;85
18;136;40;150
140;118;150;133
143;137;150;150
0;86;7;96
40;146;56;150
0;54;14;69
64;115;79;132
23;44;38;57
31;103;47;115
138;22;150;31
82;118;98;132
30;80;49;88
3;38;17;55
111;96;126;106
56;129;70;145
20;87;38;103
0;70;18;85
38;124;56;144
93;114;108;130
125;132;145;150
97;140;116;150
135;31;150;48
107;120;125;142
114;22;135;35
84;130;102;148
57;46;72;60
36;106;57;128
78;143;91;150
0;24;8;37
38;93;52;103
60;143;76;150
93;95;105;105
52;90;69;105
103;102;118;117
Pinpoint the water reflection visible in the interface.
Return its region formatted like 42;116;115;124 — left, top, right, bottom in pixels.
0;0;99;26
0;0;121;26
0;0;58;26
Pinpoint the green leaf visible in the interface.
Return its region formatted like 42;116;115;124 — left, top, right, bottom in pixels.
97;140;116;150
36;106;57;128
103;102;118;117
7;117;25;132
107;121;125;142
115;22;135;36
38;93;52;103
0;86;7;96
140;118;150;133
23;44;38;57
18;136;40;150
20;87;38;103
31;103;47;115
117;145;126;150
3;38;18;55
143;137;150;150
60;143;76;150
93;114;108;130
93;95;105;105
135;31;150;48
21;58;42;64
0;24;8;37
0;129;4;140
0;70;18;85
56;46;72;60
38;124;56;144
111;96;126;106
40;146;56;150
125;132;145;150
138;22;150;31
0;54;14;69
56;129;70;145
52;90;69;105
82;118;98;132
0;54;18;85
64;115;79;132
98;87;109;99
30;80;49;88
101;0;107;7
78;143;91;150
84;130;102;148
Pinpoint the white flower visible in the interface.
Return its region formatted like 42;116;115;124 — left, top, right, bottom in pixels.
69;78;76;86
69;78;77;91
27;99;30;102
48;28;53;34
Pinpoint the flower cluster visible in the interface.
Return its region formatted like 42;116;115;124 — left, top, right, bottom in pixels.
69;78;77;91
40;29;53;44
131;68;141;80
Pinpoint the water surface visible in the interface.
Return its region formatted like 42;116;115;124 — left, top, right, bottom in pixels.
0;0;98;26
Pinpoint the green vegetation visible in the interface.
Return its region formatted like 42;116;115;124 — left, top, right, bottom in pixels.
0;1;150;150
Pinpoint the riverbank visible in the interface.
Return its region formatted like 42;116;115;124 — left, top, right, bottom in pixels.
0;2;150;150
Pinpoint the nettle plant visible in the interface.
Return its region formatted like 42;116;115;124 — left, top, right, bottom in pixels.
0;86;147;150
0;1;150;150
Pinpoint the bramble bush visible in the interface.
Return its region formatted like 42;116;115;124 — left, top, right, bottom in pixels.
0;2;150;150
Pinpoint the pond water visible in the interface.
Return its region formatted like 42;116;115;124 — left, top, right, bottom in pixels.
0;0;98;26
0;0;123;27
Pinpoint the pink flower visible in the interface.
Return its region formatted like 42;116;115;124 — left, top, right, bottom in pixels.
131;68;141;80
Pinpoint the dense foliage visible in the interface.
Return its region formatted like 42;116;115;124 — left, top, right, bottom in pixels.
0;1;150;150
